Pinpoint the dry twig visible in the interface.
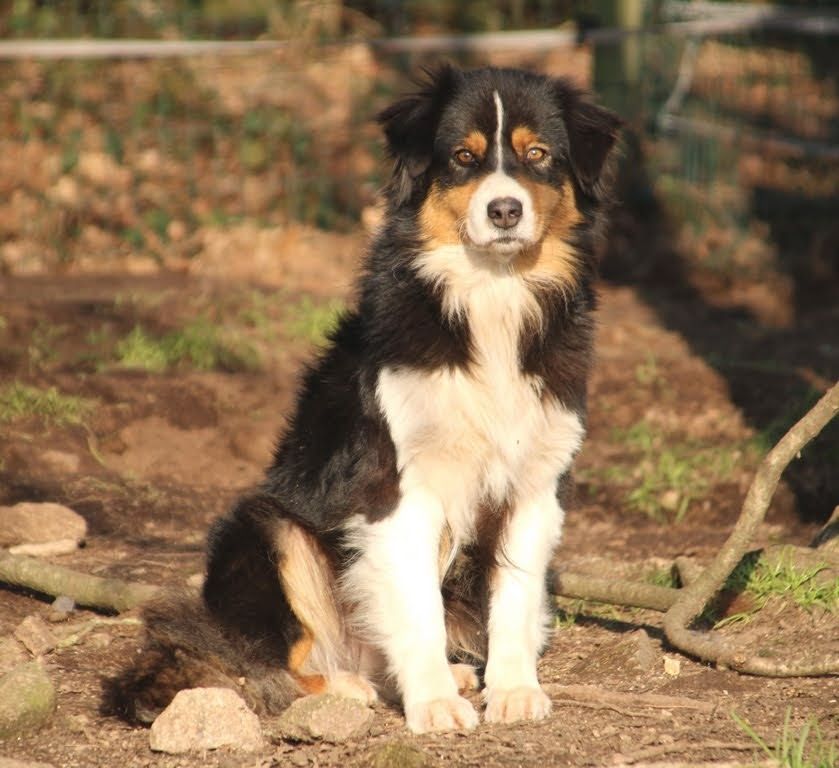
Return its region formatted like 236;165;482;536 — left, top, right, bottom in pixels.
543;683;714;714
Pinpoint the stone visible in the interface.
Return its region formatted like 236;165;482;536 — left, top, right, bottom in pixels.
0;502;87;547
368;740;431;768
0;662;56;739
664;656;682;677
46;596;75;623
149;687;264;754
14;616;56;657
275;694;374;743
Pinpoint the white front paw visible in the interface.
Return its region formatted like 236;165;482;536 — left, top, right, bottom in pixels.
405;696;479;733
484;686;552;724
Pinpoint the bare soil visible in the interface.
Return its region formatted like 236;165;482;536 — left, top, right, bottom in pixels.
0;251;837;766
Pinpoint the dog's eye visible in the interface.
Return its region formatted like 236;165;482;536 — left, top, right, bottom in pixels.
525;146;549;164
453;149;477;167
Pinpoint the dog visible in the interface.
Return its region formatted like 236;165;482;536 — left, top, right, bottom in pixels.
110;64;621;734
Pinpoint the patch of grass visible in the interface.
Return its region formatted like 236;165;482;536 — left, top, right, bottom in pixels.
115;326;169;372
285;296;344;347
608;421;743;522
715;549;839;627
0;382;92;426
115;319;260;373
733;708;837;768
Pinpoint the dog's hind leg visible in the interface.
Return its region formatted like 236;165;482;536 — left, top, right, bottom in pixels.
275;519;377;704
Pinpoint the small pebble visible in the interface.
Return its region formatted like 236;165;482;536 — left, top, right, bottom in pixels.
47;596;75;623
663;657;681;677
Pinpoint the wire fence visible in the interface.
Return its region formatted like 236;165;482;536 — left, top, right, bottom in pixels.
1;1;837;299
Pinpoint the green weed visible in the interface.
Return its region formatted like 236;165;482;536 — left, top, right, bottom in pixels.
115;326;169;372
285;296;344;347
732;708;837;768
0;382;92;426
715;549;839;627
115;319;260;373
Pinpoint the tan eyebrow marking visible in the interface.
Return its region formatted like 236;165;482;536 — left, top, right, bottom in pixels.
461;130;488;159
511;126;543;157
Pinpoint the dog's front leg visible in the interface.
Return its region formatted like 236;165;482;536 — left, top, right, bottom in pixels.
483;490;562;723
346;487;478;733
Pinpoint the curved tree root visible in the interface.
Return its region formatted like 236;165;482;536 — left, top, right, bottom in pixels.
662;380;839;677
0;548;162;613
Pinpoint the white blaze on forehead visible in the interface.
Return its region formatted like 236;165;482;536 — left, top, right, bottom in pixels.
493;90;504;170
465;89;534;252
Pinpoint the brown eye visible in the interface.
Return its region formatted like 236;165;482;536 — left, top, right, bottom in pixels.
525;146;549;163
453;149;477;167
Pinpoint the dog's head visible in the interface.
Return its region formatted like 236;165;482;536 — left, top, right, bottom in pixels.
378;65;622;262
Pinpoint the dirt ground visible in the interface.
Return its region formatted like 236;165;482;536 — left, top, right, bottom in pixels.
0;242;837;767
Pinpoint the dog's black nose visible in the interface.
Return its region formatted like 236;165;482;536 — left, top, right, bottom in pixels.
487;197;523;229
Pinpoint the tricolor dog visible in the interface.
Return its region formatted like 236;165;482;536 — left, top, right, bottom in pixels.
112;65;621;734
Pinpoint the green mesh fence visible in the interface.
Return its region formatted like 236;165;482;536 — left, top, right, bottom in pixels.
1;1;837;291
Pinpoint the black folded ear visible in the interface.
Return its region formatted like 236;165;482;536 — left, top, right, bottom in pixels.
561;88;623;199
377;64;460;206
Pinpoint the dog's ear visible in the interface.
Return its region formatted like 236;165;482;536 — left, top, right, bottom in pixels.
378;64;459;206
560;85;623;198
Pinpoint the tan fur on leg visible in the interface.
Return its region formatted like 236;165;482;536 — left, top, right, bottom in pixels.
275;520;346;677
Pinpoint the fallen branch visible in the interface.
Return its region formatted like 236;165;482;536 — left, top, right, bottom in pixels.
551;571;678;612
543;683;714;714
663;380;839;676
0;549;163;613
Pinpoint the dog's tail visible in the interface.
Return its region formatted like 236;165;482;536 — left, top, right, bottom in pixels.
105;492;322;722
103;589;303;723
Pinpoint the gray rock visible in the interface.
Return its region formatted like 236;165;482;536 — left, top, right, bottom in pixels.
275;694;374;743
149;687;264;754
14;616;56;657
46;596;75;623
0;502;87;547
0;662;56;739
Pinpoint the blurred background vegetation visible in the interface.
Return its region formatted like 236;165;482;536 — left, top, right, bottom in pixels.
1;0;837;517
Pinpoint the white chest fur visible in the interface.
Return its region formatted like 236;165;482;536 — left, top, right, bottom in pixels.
376;246;583;548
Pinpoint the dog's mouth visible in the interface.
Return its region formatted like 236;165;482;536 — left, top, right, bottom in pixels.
466;233;531;260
